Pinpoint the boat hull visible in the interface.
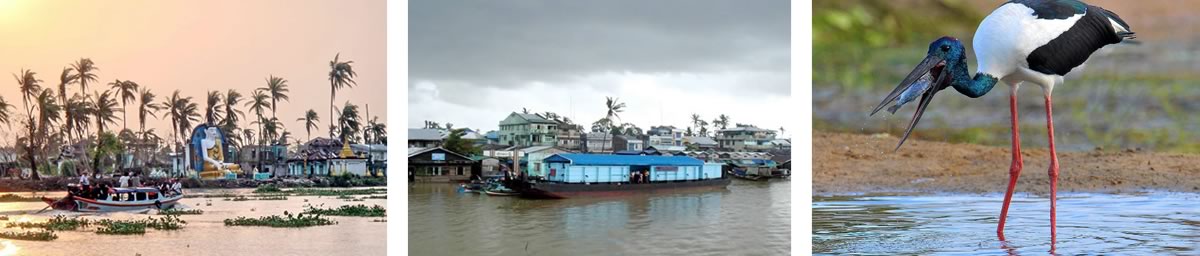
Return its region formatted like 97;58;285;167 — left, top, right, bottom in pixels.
507;177;731;199
71;195;183;212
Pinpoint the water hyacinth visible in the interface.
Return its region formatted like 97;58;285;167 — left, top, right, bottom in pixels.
303;204;386;217
223;211;337;227
0;194;44;202
6;215;93;231
159;208;204;215
0;230;57;241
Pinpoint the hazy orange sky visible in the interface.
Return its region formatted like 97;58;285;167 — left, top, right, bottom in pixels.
0;0;385;143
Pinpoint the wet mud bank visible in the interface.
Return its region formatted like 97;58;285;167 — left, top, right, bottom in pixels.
814;131;1200;195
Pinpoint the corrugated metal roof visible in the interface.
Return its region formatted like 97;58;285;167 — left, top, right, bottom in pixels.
547;153;703;166
409;129;446;141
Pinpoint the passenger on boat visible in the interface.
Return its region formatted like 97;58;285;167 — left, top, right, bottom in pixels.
172;180;182;194
118;172;130;188
132;172;143;187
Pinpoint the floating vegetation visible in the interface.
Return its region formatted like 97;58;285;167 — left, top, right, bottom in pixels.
254;184;283;193
257;188;386;197
159;208;204;215
0;215;8;221
363;195;386;199
0;230;57;241
0;194;44;202
224;212;337;228
184;194;239;199
7;215;93;231
94;216;187;235
303;204;386;217
371;219;387;223
94;220;146;235
225;195;288;201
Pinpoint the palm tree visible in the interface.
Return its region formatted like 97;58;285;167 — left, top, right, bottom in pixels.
137;89;162;138
605;97;625;122
35;90;62;175
0;96;13;129
66;95;93;141
110;80;138;131
222;89;245;132
15;69;42;179
328;53;357;137
366;116;386;144
261;75;290;120
297;109;319;140
92;90;121;137
713;114;730;130
136;88;162;165
205;90;222;125
337;102;362;143
246;90;270;145
163;90;200;151
690;114;703;135
58;67;77;139
71;58;99;95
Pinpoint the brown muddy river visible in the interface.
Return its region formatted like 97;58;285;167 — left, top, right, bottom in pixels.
408;180;791;256
0;188;386;256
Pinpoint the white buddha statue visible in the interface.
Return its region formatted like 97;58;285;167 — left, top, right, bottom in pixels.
198;127;240;179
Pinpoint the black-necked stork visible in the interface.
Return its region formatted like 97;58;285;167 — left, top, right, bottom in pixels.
870;0;1134;247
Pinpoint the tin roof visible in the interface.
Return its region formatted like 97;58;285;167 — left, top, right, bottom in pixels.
545;154;703;166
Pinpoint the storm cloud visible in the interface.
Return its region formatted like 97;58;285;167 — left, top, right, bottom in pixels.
409;0;790;134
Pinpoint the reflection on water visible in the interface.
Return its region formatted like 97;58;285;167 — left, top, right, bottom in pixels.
0;188;386;256
409;180;791;256
814;193;1200;255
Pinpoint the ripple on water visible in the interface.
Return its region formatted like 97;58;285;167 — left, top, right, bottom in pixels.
814;193;1200;255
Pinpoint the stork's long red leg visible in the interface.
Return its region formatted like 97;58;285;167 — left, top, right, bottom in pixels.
1045;93;1060;246
997;86;1023;240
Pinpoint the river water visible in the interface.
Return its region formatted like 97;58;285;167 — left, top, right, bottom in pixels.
814;193;1200;255
0;188;386;256
408;179;791;256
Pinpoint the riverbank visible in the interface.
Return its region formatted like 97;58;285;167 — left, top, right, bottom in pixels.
0;176;387;193
813;131;1200;195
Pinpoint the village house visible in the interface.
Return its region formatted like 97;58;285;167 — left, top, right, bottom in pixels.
613;135;645;152
583;132;614;154
408;128;445;148
683;136;719;151
408;147;477;182
647;126;685;147
715;127;778;152
555;123;584;151
498;112;559;147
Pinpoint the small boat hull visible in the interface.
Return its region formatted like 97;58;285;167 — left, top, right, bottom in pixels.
72;195;182;212
46;186;184;212
483;190;519;196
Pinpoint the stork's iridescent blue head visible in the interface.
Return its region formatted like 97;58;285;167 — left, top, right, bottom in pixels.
870;36;969;150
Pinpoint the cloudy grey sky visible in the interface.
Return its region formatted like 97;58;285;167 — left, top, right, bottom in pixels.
409;0;790;136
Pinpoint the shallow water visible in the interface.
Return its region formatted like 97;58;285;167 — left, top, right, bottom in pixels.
0;188;386;256
408;180;791;256
813;193;1200;255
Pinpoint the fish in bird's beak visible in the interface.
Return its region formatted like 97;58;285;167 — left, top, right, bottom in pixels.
870;54;952;151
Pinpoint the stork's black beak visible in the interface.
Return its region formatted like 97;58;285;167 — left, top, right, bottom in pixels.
870;54;951;151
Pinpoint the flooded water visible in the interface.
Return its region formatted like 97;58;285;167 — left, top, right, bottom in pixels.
0;188;386;256
408;180;791;256
814;193;1200;255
